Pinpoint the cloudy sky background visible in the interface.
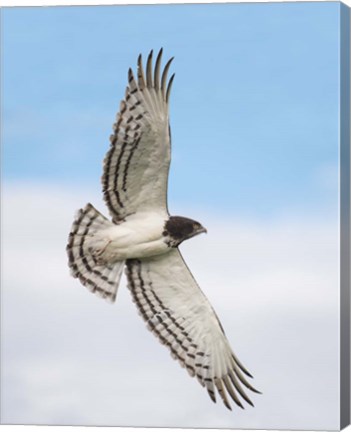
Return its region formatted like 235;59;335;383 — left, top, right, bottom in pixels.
1;2;342;429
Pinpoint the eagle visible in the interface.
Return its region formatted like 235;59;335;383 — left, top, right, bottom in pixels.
67;49;260;410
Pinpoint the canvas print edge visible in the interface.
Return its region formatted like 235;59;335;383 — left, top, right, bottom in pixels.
340;2;351;430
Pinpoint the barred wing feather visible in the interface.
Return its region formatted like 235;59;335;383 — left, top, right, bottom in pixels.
102;49;174;223
125;249;260;410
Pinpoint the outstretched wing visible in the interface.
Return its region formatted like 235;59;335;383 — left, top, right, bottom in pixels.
125;249;260;410
102;49;174;223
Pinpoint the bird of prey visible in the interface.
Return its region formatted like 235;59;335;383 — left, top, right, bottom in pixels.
67;49;260;411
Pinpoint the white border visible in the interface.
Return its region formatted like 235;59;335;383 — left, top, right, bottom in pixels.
1;0;350;9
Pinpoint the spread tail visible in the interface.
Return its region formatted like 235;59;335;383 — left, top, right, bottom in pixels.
66;203;124;302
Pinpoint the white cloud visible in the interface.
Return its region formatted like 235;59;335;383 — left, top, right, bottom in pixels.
1;183;340;429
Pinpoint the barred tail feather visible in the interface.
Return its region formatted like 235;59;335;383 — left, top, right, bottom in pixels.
66;203;125;302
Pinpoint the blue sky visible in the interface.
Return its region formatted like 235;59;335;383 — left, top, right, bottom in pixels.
2;2;340;218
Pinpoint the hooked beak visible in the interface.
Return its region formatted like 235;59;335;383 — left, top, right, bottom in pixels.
188;226;207;240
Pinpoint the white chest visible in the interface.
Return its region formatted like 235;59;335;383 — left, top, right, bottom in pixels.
91;212;169;262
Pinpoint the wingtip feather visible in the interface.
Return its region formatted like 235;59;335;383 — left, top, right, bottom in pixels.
154;48;163;91
232;354;254;378
166;73;175;104
146;50;154;87
137;53;146;89
161;56;174;98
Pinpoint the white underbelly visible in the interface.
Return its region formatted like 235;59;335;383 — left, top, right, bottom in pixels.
89;212;169;263
108;238;169;260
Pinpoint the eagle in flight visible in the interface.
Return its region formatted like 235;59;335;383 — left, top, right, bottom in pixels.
67;49;260;410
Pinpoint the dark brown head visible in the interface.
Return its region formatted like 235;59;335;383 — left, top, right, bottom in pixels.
163;216;207;247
